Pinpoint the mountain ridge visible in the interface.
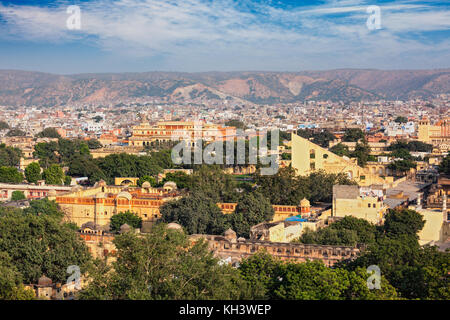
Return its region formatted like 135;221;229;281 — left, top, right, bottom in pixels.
0;69;448;106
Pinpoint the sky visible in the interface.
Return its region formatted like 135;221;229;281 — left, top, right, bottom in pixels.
0;0;448;74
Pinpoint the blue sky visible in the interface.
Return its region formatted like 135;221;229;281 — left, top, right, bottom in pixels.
0;0;448;74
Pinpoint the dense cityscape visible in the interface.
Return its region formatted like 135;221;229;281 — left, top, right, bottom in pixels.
0;91;448;301
0;0;448;313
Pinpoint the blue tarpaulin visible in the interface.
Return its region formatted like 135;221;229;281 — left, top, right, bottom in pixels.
285;216;307;222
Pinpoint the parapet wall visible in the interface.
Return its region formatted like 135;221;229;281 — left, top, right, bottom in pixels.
190;234;362;267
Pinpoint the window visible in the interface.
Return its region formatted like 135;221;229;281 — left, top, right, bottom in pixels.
368;203;371;208
323;154;329;159
310;162;315;170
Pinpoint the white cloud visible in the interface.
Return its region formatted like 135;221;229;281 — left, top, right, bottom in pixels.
0;0;448;71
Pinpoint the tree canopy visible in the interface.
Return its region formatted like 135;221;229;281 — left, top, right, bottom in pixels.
302;208;449;300
439;154;450;175
79;224;251;300
25;162;42;184
6;128;26;137
160;192;227;235
0;144;22;167
296;129;336;148
110;211;143;233
254;167;356;205
0;166;24;183
239;251;398;300
42;164;65;185
36;128;61;139
0;205;91;284
342;128;365;142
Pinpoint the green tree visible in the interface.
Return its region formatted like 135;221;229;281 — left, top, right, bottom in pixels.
308;171;356;203
228;191;274;238
352;142;371;167
224;119;246;130
341;208;449;300
382;209;425;239
137;175;156;187
239;252;398;300
87;139;102;149
343;128;365;142
6;128;26;137
33;141;60;168
0;208;91;284
11;191;26;201
0;166;24;183
253;166;307;205
110;211;143;233
67;154;106;184
387;159;416;174
390;148;414;160
23;198;63;218
95;153;164;185
329;143;350;157
189;165;237;202
298;227;359;246
64;175;72;186
0;144;22;167
92;115;103;123
295;216;377;246
0;252;36;300
79;224;251;300
439;154;450;175
42;164;65;185
238;250;281;299
160;171;191;189
25;162;41;184
394;116;408;123
296;129;336;148
160;192;227;235
0;121;10;130
36;128;61;138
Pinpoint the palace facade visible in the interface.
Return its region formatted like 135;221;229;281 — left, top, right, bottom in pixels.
128;120;236;147
53;180;182;227
418;117;450;150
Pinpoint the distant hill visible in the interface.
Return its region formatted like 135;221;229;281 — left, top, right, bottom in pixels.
0;69;448;106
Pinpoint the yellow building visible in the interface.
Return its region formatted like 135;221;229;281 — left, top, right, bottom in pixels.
332;185;387;225
218;198;319;222
408;193;449;246
418;117;450;146
250;221;303;242
53;180;181;227
291;132;387;186
129;120;236;147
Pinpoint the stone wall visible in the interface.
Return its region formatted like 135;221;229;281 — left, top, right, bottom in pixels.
190;234;362;267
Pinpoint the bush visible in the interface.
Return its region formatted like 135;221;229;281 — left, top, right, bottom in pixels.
11;191;26;201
